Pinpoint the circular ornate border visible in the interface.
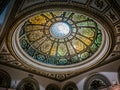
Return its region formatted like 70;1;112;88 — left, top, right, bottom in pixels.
7;5;112;73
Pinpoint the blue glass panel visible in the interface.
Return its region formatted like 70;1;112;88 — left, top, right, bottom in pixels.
20;39;30;51
58;58;67;65
71;56;79;63
48;56;56;64
19;27;25;37
27;47;36;57
34;53;45;62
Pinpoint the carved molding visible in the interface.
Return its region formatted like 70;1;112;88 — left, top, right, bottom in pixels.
90;0;108;12
105;8;119;24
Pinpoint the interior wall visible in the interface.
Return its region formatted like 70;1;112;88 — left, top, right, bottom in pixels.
61;59;120;90
0;59;120;90
0;64;61;90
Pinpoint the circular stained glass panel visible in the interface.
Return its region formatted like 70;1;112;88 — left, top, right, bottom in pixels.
19;11;102;65
50;22;71;38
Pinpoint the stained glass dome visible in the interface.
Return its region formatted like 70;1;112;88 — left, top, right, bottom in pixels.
18;11;102;65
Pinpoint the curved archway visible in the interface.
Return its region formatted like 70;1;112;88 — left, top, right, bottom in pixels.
84;74;111;90
46;84;60;90
16;77;39;90
118;67;120;83
62;82;78;90
0;69;11;88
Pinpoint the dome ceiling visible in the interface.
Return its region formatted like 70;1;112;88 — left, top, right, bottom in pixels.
18;11;102;66
12;8;110;73
0;0;120;81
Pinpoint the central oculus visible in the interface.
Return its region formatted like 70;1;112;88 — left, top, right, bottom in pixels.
50;22;71;38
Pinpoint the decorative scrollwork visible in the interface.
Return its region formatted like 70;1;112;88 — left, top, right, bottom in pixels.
94;0;104;9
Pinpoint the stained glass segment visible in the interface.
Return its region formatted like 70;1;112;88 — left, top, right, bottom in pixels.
19;11;102;65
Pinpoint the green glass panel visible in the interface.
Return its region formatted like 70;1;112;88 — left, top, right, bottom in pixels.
58;58;67;65
71;56;79;63
72;39;86;52
72;28;77;33
77;22;88;26
50;43;57;56
67;20;73;24
65;12;72;17
41;40;52;53
78;28;95;38
78;54;82;61
87;21;96;27
52;11;63;16
56;17;62;21
90;44;98;53
50;36;55;41
59;39;64;42
67;42;75;55
43;12;53;19
76;35;92;46
68;35;73;40
81;52;89;59
57;43;67;56
97;25;101;30
73;14;88;21
96;34;102;45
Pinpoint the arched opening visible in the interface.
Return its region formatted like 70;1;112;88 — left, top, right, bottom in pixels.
16;77;39;90
62;82;78;90
0;69;11;88
84;74;111;90
46;84;60;90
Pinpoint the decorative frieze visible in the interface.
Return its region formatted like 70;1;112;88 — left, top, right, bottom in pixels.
21;0;45;10
90;0;108;12
117;36;120;43
115;24;120;33
114;45;120;51
105;9;119;23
